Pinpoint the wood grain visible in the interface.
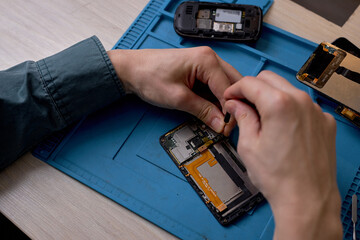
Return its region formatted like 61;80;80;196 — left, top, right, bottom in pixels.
0;0;359;239
0;153;176;239
0;0;149;69
264;0;360;44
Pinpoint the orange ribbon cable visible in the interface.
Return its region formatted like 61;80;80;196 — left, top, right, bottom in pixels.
184;150;227;212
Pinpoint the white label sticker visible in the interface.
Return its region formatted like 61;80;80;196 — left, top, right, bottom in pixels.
215;9;242;23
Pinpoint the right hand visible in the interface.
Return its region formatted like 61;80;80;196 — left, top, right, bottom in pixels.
224;71;342;240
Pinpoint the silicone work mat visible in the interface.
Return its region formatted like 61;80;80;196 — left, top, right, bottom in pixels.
33;0;360;239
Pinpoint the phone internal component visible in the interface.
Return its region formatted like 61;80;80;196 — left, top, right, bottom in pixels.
336;106;360;128
297;42;346;88
296;41;360;119
198;9;211;19
196;8;245;33
213;22;234;33
335;66;360;84
160;118;263;225
164;125;197;164
215;9;242;23
236;23;243;30
196;19;212;29
183;149;243;212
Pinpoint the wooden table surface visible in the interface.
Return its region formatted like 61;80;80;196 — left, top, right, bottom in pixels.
0;0;359;239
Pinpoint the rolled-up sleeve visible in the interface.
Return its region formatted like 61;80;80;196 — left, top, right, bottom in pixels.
0;36;125;169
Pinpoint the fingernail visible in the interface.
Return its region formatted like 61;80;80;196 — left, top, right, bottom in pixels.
211;117;224;133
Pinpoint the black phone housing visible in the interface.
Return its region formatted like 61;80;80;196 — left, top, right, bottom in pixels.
174;1;263;42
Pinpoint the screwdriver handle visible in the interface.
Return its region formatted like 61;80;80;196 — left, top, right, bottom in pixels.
354;222;357;240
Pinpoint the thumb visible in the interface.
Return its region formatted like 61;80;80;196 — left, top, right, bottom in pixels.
224;99;260;141
179;91;225;133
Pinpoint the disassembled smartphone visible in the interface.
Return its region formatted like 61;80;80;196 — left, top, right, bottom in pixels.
296;41;360;127
174;1;263;42
160;118;263;225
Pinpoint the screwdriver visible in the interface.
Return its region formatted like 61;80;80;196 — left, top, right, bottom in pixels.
224;112;230;123
353;194;358;240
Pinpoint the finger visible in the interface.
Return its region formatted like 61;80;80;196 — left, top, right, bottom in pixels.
215;55;243;84
211;56;241;136
223;115;237;137
198;66;232;108
193;49;233;107
224;76;279;116
177;89;225;133
323;112;337;174
257;70;297;93
225;99;260;142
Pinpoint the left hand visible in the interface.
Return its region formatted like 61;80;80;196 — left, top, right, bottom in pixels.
107;47;242;135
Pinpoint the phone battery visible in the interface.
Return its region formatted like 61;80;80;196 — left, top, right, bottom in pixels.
215;9;242;23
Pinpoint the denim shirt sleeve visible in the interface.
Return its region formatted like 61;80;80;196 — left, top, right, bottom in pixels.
0;36;126;170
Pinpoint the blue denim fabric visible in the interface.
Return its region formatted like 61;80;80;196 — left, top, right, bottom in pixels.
0;36;125;170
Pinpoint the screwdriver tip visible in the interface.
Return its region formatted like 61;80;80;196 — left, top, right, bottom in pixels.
224;112;230;123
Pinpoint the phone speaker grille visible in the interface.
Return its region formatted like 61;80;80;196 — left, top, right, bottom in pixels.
185;5;193;15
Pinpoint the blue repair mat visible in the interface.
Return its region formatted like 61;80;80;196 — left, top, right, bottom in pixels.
33;0;360;239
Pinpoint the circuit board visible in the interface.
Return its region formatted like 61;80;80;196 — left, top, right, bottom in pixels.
160;118;263;225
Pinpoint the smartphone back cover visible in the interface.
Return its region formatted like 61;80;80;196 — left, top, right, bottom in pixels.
33;0;360;239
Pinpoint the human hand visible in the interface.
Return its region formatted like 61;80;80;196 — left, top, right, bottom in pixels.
107;47;241;135
224;71;342;240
